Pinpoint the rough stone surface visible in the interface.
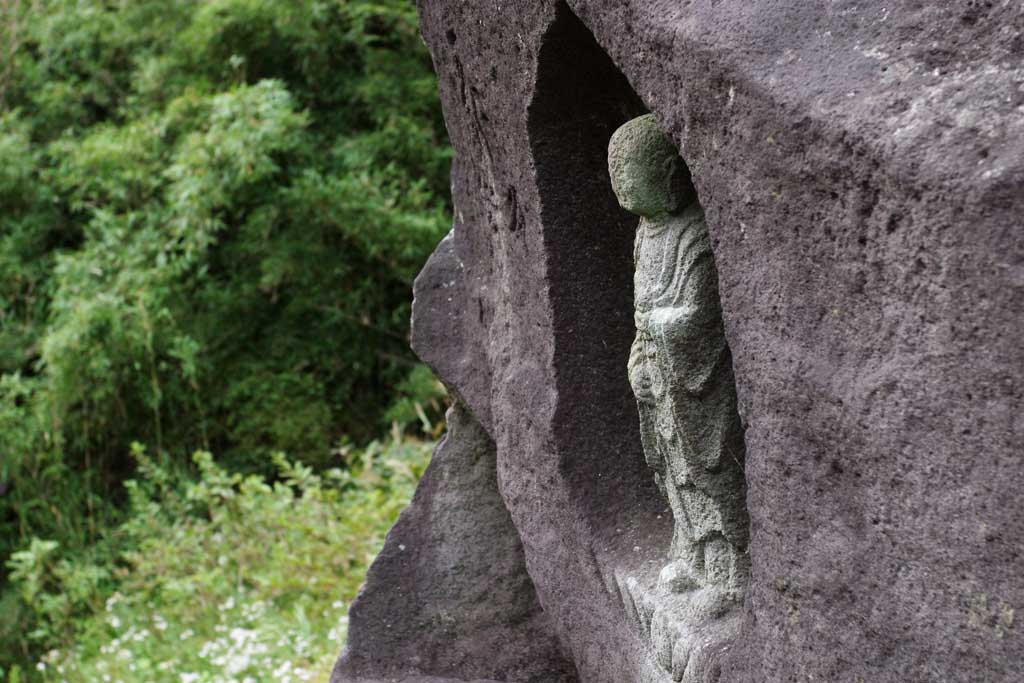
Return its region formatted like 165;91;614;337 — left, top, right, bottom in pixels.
409;233;494;432
335;2;1024;682
331;403;577;683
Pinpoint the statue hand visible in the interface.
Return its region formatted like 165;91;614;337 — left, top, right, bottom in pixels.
648;305;701;337
629;336;657;401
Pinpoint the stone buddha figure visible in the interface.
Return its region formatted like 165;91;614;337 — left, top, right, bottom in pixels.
609;114;749;680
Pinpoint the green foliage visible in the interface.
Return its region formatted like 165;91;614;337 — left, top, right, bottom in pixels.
7;437;431;683
0;0;450;676
383;363;448;437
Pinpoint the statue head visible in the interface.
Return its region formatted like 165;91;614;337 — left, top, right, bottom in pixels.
608;114;695;219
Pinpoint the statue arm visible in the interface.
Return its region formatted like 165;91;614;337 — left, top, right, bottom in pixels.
649;255;727;396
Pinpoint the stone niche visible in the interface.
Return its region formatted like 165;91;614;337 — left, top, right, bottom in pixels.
331;2;1024;682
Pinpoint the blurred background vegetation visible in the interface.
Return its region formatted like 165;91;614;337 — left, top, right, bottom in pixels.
0;0;450;680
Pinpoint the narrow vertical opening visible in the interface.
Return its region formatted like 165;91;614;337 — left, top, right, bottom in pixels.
527;3;669;561
526;4;750;679
527;0;748;620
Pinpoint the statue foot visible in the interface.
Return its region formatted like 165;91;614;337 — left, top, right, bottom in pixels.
619;568;745;682
688;583;742;622
669;610;742;683
649;595;742;683
658;560;702;593
644;584;742;682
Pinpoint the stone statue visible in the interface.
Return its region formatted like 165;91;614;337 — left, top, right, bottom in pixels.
609;114;749;679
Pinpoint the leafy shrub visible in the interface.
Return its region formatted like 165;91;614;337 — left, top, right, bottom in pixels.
0;0;450;675
6;436;430;683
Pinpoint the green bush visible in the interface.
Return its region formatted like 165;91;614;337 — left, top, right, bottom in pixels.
6;436;430;683
0;0;450;675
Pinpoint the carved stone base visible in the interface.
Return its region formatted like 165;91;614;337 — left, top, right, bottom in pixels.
620;573;743;683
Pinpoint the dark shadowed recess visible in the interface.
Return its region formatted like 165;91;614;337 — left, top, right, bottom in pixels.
526;3;680;556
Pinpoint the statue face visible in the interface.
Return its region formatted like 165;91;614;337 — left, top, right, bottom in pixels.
609;152;676;218
608;114;683;219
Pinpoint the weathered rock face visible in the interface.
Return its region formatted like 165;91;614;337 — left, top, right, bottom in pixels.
331;400;578;683
333;2;1024;682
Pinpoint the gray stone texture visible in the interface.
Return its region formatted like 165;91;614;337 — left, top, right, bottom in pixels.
334;2;1024;682
332;402;577;683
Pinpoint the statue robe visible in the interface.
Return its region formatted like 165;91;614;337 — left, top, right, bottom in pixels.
628;204;748;579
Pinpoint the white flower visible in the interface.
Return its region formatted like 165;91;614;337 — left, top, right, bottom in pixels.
198;640;217;658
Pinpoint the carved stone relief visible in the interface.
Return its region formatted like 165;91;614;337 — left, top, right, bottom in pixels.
609;114;750;681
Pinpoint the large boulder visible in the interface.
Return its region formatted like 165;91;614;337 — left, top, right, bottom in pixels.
334;2;1024;681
